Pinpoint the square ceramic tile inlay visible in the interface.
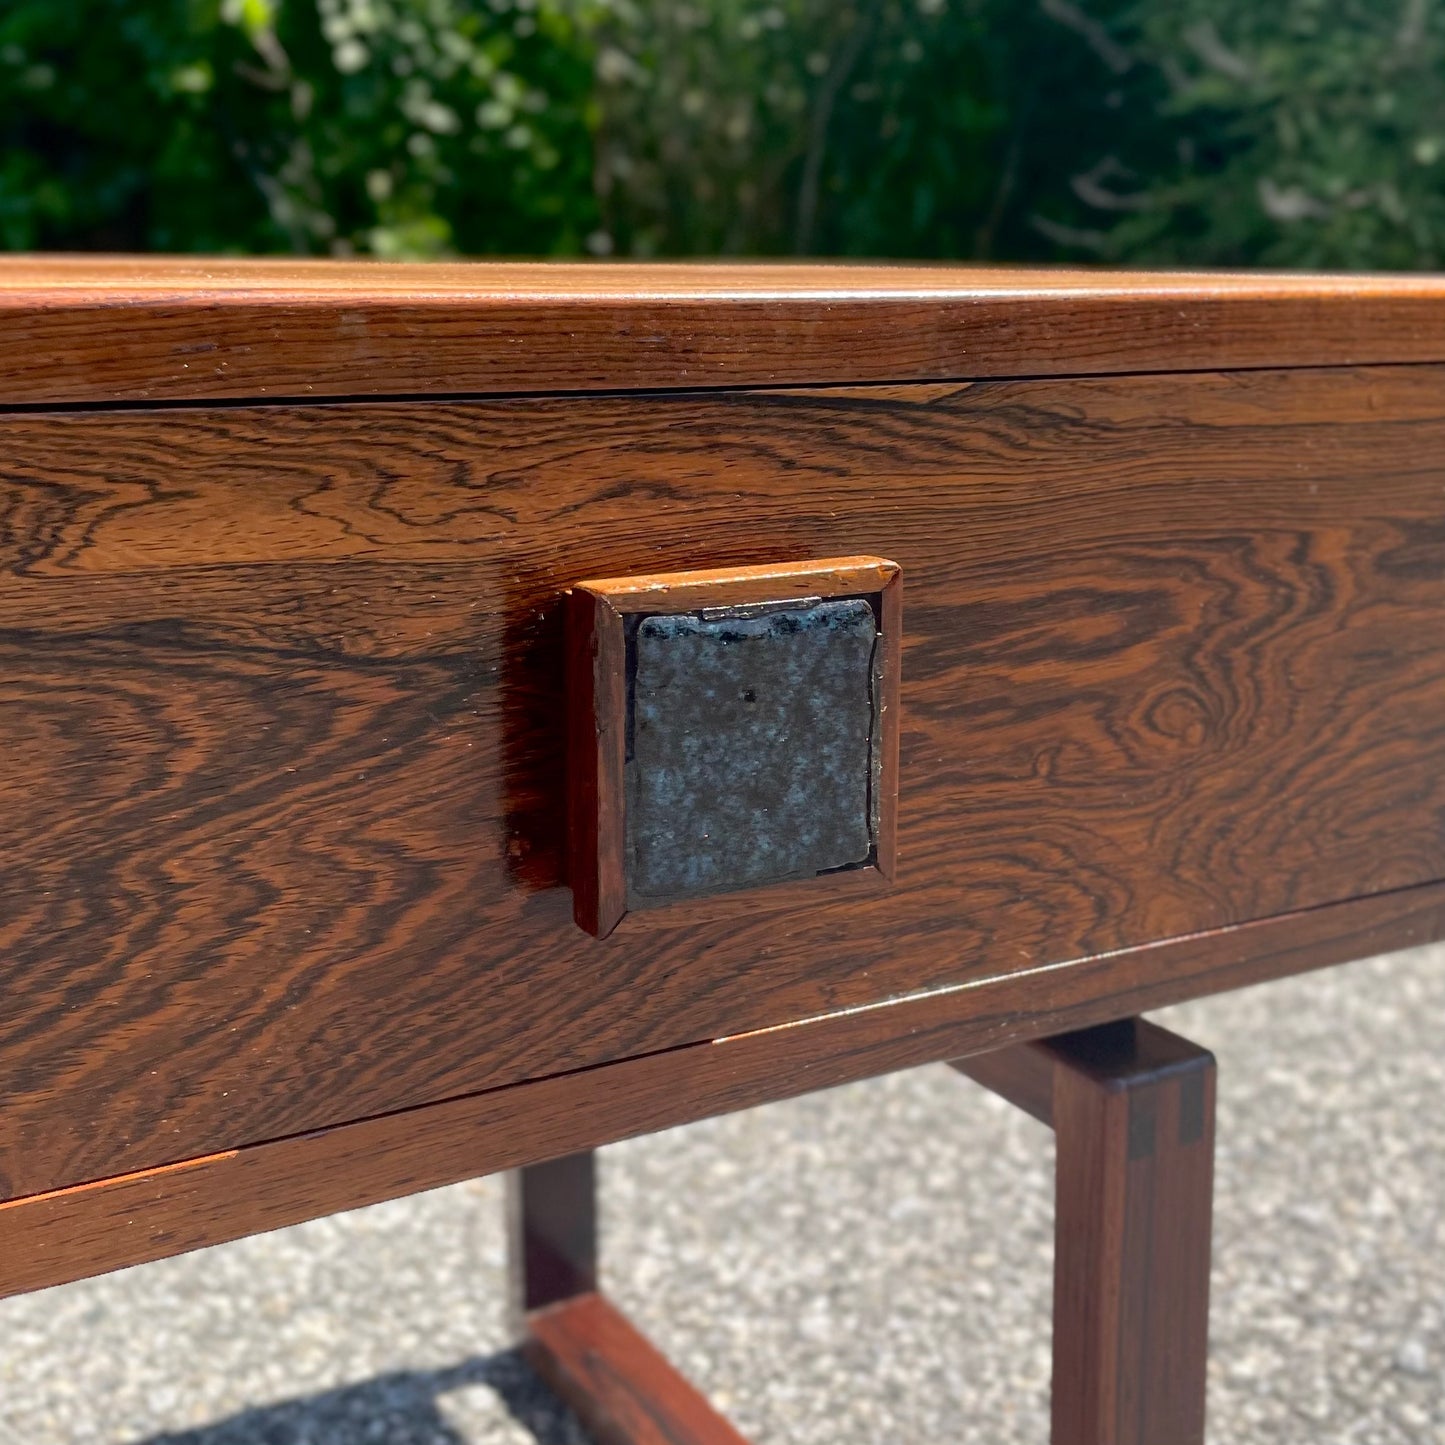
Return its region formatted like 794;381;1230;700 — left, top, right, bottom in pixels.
626;596;880;904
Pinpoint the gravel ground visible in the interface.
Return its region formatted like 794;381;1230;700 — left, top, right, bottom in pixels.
2;943;1443;1445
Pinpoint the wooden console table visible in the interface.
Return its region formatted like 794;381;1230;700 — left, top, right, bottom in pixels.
4;259;1445;1444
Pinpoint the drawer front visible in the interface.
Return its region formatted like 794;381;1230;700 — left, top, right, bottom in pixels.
4;365;1445;1198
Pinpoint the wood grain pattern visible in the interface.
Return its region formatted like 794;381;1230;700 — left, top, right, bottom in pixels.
2;878;1442;1301
525;1293;752;1445
7;258;1445;404
5;366;1445;1198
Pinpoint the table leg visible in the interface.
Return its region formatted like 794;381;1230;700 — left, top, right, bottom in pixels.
509;1017;1213;1445
507;1150;752;1445
954;1018;1216;1445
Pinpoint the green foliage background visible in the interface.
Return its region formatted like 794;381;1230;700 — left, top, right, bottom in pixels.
3;0;1441;267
